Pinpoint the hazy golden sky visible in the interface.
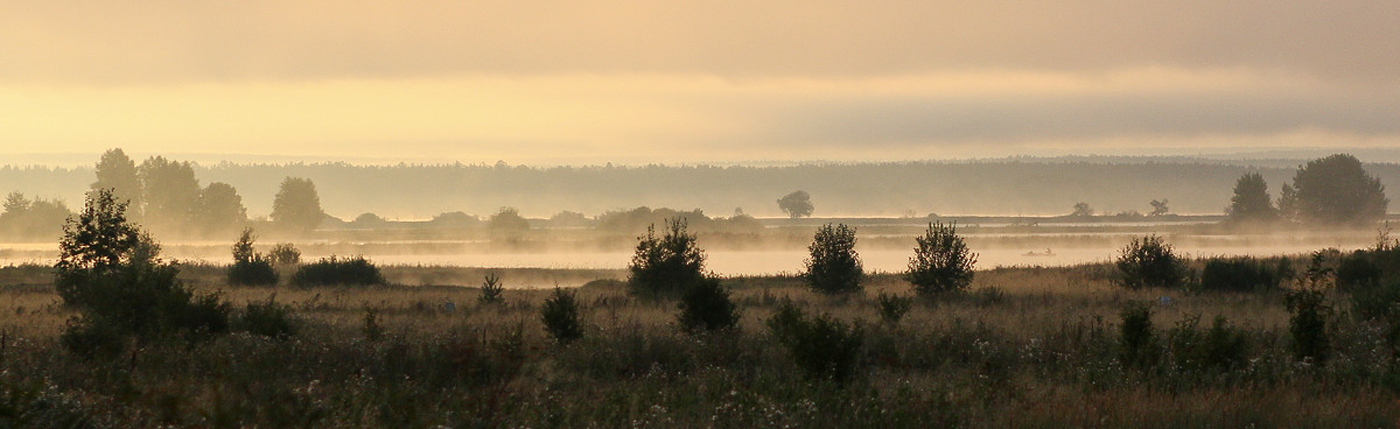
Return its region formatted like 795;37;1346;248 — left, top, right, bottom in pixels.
3;1;1398;164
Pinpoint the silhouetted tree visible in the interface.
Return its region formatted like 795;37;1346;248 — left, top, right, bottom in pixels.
138;156;201;235
1227;172;1277;224
1148;199;1170;217
778;190;814;219
905;222;977;296
803;223;863;294
0;192;71;241
488;207;530;240
271;177;324;235
91;148;143;220
1278;183;1300;223
193;182;247;237
56;189;229;356
1284;154;1388;225
627;218;706;298
1070;202;1094;217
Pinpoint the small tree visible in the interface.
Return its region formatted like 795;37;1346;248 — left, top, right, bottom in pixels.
1070;202;1094;217
479;272;506;305
676;277;740;333
55;189;142;306
56;189;230;357
627;218;706;298
1116;235;1188;289
803;223;863;295
777;190;814;219
228;228;278;286
904;222;977;297
541;287;583;343
1148;199;1170;217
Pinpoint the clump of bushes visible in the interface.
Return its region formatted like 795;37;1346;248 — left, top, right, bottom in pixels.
269;242;301;266
290;256;384;287
803;223;863;295
904;221;977;297
676;277;740;333
541;288;583;343
627;218;706;298
767;301;865;383
1199;256;1289;292
1116;235;1188;289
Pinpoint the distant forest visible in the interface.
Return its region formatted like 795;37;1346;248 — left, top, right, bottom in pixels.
2;156;1398;220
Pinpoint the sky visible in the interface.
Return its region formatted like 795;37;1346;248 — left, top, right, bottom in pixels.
2;1;1399;165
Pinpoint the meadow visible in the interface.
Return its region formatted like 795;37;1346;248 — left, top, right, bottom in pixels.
1;255;1397;428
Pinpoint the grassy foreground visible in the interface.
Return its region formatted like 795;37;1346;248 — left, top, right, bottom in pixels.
0;263;1397;427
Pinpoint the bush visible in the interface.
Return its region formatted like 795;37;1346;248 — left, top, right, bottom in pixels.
228;260;278;286
290;256;385;287
269;243;301;266
1116;235;1188;289
876;292;912;325
1118;301;1158;368
478;273;505;305
362;306;385;341
541;288;583;343
1168;315;1249;372
904;222;977;296
627;218;706;298
1199;256;1286;292
802;223;863;295
1286;287;1332;364
676;277;740;333
238;298;296;338
1351;280;1400;322
767;301;865;383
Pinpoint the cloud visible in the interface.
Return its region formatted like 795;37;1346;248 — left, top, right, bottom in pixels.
3;1;1398;84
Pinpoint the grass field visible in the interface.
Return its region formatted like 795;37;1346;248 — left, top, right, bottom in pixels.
1;259;1397;427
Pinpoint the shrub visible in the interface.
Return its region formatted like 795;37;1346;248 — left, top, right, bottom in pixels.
541;288;583;343
1116;235;1188;289
478;273;506;305
1351;280;1400;322
627;218;706;298
238;298;296;338
1286;287;1332;364
1118;301;1158;368
269;243;301;266
876;292;912;325
362;307;385;341
290;256;384;287
904;222;977;296
676;277;740;333
229;260;278;286
1167;315;1249;372
767;301;865;383
802;223;863;295
1199;256;1286;292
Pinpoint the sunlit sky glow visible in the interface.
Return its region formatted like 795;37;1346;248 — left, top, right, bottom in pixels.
3;1;1398;164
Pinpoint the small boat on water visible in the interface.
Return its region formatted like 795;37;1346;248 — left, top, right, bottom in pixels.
1023;248;1055;257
